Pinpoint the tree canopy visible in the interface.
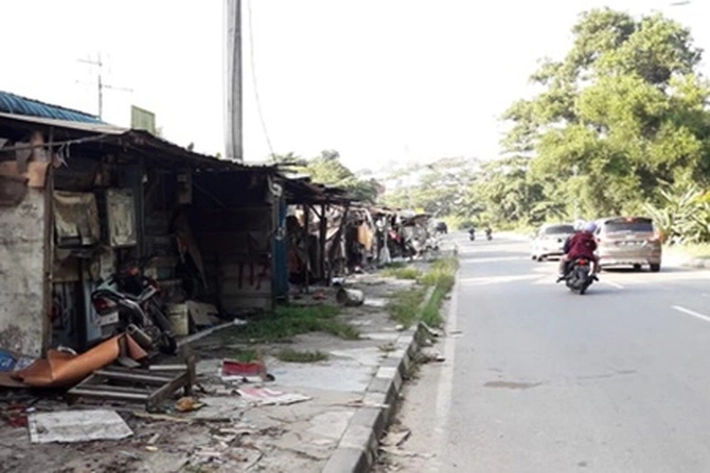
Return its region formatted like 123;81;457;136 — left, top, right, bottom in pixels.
272;150;382;203
490;8;710;233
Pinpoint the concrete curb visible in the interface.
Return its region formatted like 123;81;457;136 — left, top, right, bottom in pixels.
669;257;710;269
321;323;426;473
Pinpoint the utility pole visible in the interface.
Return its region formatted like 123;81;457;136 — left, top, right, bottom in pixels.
77;53;133;120
224;0;243;161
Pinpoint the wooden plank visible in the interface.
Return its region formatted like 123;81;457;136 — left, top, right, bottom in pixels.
147;372;188;410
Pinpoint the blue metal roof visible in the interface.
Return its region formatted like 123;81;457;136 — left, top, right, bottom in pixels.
0;91;103;124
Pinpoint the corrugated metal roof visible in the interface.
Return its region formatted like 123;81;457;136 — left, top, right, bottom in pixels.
0;112;126;135
0;111;282;173
0;91;102;123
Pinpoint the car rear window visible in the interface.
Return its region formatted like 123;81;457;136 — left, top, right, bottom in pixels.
603;218;654;233
544;225;574;235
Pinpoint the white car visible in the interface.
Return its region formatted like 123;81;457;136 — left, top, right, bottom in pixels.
531;223;575;261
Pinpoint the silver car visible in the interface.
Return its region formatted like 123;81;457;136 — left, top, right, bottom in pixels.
531;223;575;261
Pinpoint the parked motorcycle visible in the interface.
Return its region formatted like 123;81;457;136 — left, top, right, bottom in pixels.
562;258;597;295
91;255;177;354
386;229;417;259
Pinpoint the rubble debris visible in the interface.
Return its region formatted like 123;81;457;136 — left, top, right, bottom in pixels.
312;291;328;300
69;360;196;411
420;322;444;338
379;445;434;458
0;402;29;427
336;287;365;306
0;349;36;373
176;396;204;413
132;411;192;423
237;387;312;406
420;348;445;363
365;297;388;308
220;359;270;383
188;396;246;421
28;409;133;444
382;428;411;447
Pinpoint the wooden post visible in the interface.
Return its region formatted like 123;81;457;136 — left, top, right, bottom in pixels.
319;203;328;285
41;127;55;355
302;204;310;293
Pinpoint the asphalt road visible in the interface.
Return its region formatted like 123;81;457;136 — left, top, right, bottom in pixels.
384;233;710;473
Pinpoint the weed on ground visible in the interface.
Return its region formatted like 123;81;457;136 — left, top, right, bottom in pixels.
227;304;360;343
387;256;459;329
381;266;423;280
276;348;329;363
388;287;427;328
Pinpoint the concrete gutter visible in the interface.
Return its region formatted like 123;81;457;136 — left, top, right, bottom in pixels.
321;319;428;473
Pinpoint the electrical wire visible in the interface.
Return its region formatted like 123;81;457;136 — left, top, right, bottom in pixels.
246;0;275;156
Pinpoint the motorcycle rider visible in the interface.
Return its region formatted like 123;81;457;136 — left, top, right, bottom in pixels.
558;221;599;279
485;226;492;239
562;219;585;255
468;225;476;240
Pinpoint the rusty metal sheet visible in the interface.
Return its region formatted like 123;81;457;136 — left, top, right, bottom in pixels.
0;334;147;388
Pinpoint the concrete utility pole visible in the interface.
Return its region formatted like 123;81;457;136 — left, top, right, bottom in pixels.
224;0;243;161
77;53;133;120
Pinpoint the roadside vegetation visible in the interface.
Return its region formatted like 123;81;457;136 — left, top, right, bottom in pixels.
376;10;710;256
388;256;459;328
230;305;360;343
381;265;422;280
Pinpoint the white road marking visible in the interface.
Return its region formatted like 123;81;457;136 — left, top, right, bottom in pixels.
672;305;710;324
430;271;459;470
602;280;624;289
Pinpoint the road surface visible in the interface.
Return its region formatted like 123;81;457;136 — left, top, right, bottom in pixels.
382;233;710;473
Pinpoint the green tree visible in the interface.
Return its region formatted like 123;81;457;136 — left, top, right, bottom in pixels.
501;8;710;225
272;150;382;203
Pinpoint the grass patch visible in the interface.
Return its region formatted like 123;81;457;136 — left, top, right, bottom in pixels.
276;348;329;363
388;287;427;328
231;304;360;342
421;287;446;327
381;265;422;280
420;257;459;292
229;347;259;362
387;256;460;329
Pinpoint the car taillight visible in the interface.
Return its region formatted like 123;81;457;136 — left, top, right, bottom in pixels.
578;259;588;265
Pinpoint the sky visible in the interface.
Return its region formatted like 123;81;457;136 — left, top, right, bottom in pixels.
1;1;708;173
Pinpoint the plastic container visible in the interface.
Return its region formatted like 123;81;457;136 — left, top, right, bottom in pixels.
167;303;189;336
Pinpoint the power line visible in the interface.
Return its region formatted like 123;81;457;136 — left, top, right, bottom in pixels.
246;0;274;156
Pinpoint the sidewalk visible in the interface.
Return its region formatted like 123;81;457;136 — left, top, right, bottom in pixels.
0;269;436;473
